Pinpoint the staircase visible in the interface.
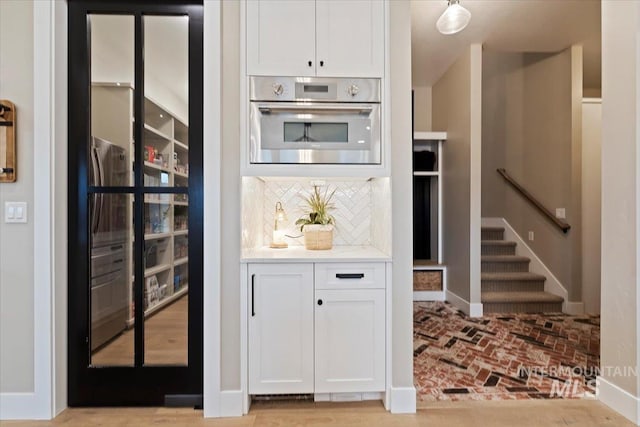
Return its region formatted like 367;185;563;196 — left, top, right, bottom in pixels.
481;226;564;313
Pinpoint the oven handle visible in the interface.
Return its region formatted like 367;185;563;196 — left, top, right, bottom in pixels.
257;103;374;115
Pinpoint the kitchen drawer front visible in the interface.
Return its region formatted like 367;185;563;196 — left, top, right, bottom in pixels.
315;262;385;290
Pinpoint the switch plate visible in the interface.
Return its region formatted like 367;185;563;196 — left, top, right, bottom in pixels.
555;208;566;219
5;202;27;223
528;231;534;241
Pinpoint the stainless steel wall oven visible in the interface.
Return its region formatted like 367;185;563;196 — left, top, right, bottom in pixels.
249;76;381;164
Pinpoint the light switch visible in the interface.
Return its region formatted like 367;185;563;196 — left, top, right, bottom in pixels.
555;208;566;219
5;202;27;223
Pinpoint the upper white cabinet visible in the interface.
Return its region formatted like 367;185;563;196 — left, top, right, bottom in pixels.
315;1;384;78
247;0;384;77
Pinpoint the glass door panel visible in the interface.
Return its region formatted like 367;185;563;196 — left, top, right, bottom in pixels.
143;15;189;189
143;15;189;365
88;14;135;367
89;14;135;188
89;193;134;366
143;193;189;366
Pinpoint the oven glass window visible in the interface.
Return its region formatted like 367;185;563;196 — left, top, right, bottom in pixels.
283;122;348;143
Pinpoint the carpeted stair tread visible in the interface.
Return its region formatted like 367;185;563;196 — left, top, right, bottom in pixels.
482;291;564;304
481;227;505;232
481;240;516;246
481;272;546;281
481;255;530;263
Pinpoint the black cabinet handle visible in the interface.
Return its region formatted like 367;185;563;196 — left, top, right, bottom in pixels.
335;273;365;279
317;299;323;306
251;274;256;317
308;60;313;67
320;60;324;67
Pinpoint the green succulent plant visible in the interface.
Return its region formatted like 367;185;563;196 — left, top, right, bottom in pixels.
295;185;337;231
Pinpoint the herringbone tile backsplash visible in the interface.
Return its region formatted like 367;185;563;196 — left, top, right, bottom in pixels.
263;180;373;246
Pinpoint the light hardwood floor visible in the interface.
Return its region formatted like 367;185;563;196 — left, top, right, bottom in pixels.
1;399;635;426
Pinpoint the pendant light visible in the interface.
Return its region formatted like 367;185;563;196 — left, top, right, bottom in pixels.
436;0;471;35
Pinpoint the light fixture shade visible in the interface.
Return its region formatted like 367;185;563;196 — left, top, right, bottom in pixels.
436;1;471;35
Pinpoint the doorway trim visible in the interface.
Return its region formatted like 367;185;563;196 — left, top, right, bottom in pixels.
0;0;221;419
0;0;58;419
202;0;222;418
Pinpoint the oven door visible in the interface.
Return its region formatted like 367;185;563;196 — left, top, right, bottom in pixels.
250;102;381;164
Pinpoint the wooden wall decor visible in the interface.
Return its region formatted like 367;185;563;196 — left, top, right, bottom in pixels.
0;100;16;183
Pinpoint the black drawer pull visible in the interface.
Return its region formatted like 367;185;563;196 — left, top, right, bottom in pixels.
336;273;365;279
251;274;256;317
317;299;323;306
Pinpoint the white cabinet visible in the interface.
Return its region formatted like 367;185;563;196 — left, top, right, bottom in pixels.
247;261;386;396
247;0;384;77
314;262;386;393
314;1;385;78
248;263;314;394
315;289;385;393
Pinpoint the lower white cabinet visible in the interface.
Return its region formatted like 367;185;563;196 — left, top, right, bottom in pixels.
314;289;385;393
248;263;314;394
247;261;386;396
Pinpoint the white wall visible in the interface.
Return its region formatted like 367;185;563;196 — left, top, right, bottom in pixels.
599;1;640;424
581;99;601;315
0;0;35;394
413;85;432;132
432;44;482;311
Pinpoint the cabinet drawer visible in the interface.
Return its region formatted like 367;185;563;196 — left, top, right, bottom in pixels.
315;263;385;290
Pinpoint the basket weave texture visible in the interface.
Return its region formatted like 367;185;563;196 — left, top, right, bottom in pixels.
303;229;333;250
413;270;443;291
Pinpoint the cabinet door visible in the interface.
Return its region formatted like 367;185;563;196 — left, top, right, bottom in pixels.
247;0;317;76
315;289;385;393
315;0;384;77
248;263;314;394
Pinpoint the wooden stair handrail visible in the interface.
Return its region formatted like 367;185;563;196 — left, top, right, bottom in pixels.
497;168;571;234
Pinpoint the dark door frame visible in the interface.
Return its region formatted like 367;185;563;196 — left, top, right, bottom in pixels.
68;0;203;406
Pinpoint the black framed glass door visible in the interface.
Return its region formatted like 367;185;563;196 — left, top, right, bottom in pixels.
68;0;203;406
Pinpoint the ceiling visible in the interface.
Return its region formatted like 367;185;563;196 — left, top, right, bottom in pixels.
411;0;601;88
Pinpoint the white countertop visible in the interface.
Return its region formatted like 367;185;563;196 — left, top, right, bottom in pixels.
241;245;391;263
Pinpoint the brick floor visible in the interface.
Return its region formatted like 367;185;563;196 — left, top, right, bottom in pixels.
414;301;600;401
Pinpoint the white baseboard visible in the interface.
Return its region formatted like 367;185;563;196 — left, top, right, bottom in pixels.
597;376;640;425
446;290;483;317
219;390;243;418
0;393;49;420
413;291;445;301
482;217;571;311
564;301;585;315
389;386;416;414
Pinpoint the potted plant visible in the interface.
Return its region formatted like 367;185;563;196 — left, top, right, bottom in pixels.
295;185;336;250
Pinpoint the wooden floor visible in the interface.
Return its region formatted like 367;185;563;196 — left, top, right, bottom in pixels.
91;296;188;366
16;301;631;426
2;399;635;426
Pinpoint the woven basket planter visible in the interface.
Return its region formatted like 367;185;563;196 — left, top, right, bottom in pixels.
302;224;334;250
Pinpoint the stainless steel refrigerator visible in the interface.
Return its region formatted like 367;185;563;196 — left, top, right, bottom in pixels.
89;137;130;351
